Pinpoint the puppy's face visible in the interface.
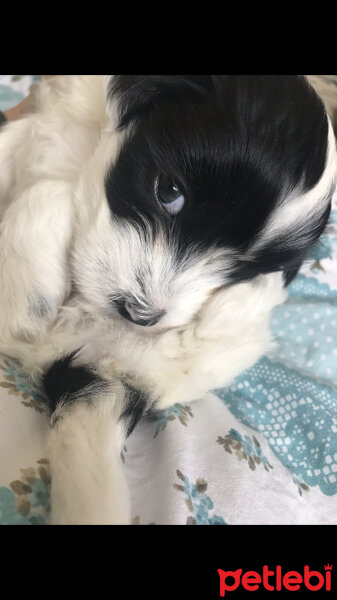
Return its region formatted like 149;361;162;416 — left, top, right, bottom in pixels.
72;76;337;330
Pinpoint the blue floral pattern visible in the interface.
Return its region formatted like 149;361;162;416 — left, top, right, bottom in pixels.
217;428;273;472
0;460;50;525
0;357;47;413
147;403;193;438
174;470;227;524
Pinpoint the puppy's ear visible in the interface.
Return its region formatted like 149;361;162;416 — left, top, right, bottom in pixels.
105;75;217;129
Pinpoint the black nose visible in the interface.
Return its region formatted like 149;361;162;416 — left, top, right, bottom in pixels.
115;299;165;327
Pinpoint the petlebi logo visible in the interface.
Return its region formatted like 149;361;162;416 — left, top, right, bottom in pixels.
218;564;333;595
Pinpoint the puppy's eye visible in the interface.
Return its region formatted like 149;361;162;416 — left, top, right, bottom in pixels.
155;174;185;215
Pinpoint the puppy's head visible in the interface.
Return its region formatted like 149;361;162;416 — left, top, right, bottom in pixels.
72;75;337;330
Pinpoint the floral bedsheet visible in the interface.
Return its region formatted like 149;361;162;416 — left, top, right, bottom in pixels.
0;76;336;525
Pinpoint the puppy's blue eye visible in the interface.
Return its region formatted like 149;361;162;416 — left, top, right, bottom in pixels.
155;174;185;215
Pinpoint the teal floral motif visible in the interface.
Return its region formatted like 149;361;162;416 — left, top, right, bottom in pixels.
292;474;310;497
217;428;273;471
147;403;193;438
0;488;28;525
0;357;47;413
174;470;226;525
0;459;50;525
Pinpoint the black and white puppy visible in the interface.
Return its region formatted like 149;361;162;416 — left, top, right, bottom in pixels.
0;75;335;524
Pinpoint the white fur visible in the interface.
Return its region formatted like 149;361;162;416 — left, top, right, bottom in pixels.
250;118;337;253
0;75;331;524
47;394;130;525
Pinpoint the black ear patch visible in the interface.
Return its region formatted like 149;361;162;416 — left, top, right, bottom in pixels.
106;75;218;128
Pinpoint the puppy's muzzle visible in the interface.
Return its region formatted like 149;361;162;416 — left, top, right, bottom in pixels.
114;299;165;327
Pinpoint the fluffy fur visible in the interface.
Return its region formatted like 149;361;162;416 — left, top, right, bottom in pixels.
0;75;336;524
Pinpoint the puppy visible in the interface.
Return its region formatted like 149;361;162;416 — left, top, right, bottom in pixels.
0;76;335;524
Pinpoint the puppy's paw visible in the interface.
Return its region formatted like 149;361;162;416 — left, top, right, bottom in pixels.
195;272;287;341
0;272;59;342
156;324;202;360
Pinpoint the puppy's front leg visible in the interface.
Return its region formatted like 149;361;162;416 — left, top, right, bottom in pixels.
0;180;73;342
43;355;146;525
47;399;130;525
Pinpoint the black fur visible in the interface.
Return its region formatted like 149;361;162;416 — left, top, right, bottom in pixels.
114;297;165;326
229;197;332;284
107;75;217;129
42;351;108;414
105;75;331;285
42;353;148;437
120;381;148;437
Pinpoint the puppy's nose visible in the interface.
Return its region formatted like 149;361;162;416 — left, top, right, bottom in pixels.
116;299;165;326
